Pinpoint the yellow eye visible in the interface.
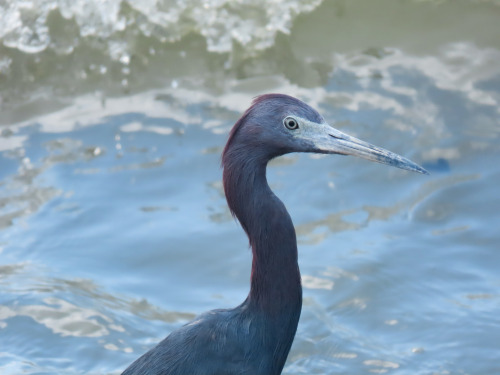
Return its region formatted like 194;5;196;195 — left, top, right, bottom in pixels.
284;117;299;130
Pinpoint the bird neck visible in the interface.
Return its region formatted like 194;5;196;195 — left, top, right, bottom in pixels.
223;155;302;318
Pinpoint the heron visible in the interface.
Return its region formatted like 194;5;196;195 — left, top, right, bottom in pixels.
122;93;428;375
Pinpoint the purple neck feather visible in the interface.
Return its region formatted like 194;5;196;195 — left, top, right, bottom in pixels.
222;132;302;317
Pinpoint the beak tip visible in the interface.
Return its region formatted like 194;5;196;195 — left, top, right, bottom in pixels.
416;165;430;175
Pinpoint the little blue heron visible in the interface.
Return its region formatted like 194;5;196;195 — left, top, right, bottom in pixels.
122;94;428;375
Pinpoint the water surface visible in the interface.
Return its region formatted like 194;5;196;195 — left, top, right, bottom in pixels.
1;1;499;374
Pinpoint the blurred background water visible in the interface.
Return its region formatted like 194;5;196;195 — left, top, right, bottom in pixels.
1;0;500;374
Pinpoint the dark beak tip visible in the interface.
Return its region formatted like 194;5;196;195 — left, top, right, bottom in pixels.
416;165;430;175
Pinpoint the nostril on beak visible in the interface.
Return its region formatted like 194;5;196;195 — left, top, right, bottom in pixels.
329;134;343;140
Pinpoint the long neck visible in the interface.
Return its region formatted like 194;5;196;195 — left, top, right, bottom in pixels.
223;156;302;310
223;152;302;369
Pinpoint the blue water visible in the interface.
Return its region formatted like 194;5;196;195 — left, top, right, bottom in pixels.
1;0;500;374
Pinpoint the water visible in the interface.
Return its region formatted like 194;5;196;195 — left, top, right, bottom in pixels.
1;0;499;374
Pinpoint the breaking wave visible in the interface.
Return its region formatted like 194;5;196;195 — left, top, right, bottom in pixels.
0;0;322;56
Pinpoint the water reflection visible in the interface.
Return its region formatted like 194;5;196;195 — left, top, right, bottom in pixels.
1;0;500;373
13;297;115;338
293;175;479;245
0;263;195;355
362;359;399;372
302;275;334;290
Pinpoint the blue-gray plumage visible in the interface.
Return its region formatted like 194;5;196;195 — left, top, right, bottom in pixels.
122;94;428;375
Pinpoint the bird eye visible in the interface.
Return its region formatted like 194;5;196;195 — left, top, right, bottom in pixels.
284;117;299;130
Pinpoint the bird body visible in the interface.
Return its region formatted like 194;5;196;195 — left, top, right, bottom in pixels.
123;306;285;375
122;94;427;375
123;163;301;375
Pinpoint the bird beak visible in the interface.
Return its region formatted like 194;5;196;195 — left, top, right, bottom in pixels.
303;122;429;175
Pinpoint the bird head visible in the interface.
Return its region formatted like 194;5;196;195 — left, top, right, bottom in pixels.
223;93;428;175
